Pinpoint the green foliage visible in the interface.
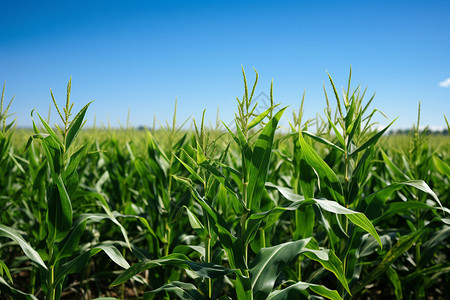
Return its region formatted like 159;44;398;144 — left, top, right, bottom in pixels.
0;70;448;299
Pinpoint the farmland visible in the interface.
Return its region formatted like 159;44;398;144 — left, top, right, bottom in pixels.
0;70;449;300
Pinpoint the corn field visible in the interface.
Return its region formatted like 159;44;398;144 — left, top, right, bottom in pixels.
0;69;449;299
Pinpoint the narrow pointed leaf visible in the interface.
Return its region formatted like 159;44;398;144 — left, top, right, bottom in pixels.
349;118;397;158
298;130;344;204
266;281;342;300
65;101;92;150
0;277;38;300
250;238;311;300
184;205;208;240
93;244;130;269
110;253;233;287
324;110;345;146
351;226;428;295
302;130;344;153
247;107;286;211
144;281;204;300
247;106;272;130
361;180;442;219
266;183;381;246
0;225;47;269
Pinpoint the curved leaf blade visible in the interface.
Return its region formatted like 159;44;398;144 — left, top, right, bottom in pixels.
0;225;47;269
266;281;342;300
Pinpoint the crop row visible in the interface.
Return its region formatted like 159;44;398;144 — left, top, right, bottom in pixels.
0;70;449;299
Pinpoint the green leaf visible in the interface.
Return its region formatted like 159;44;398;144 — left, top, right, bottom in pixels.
0;225;47;269
247;107;286;211
0;259;13;283
386;267;403;300
249;238;311;300
70;209;135;250
348;118;397;158
267;183;381;247
0;277;38;300
187;188;246;270
184;205;208;240
54;220;87;262
298;130;344;205
47;175;73;243
248;105;274;130
110;253;234;287
419;226;450;266
380;149;410;181
55;244;129;287
233;274;252;300
144;281;204;300
433;155;450;177
361;180;442;219
376;201;450;225
65;101;92;150
351;226;428;295
64;141;92;181
345;213;381;248
324;110;345;147
198;160;246;213
36;112;63;148
196;142;207;164
34;130;62;174
54;251;90;286
92;193;132;249
266;281;342;300
172;153;205;185
294;135;317;200
250;238;350;299
93;244;130;269
294;206;314;240
404;263;450;282
304;238;351;295
302;130;344;153
347;112;362;144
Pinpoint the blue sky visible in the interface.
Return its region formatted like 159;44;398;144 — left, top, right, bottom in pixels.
1;0;449;130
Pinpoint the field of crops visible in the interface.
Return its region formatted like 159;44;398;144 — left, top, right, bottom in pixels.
0;70;449;300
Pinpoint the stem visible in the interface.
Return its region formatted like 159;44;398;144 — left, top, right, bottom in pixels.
48;265;55;300
206;236;212;299
164;221;171;257
240;211;250;277
204;206;213;299
30;268;36;295
242;178;250;276
297;257;302;282
47;245;55;300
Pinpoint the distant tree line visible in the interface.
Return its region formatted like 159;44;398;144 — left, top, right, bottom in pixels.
388;128;449;136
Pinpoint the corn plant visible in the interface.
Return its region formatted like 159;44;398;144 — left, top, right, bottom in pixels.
108;68;411;300
0;79;131;299
1;70;448;299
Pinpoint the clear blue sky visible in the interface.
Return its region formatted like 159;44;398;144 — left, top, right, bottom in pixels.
1;0;449;130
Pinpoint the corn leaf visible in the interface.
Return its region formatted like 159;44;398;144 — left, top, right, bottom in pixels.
266;281;342;300
351;226;428;295
110;253;234;287
267;183;381;247
298;130;344;205
65;101;92;150
247;107;286;211
0;225;47;269
0;277;38;300
360;180;442;219
144;281;204;300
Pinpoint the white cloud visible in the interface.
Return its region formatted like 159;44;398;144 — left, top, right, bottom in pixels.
439;78;450;87
429;125;445;132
